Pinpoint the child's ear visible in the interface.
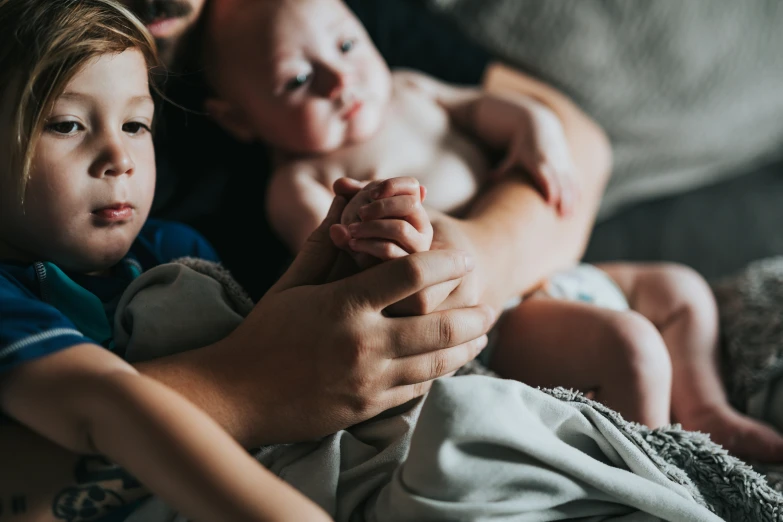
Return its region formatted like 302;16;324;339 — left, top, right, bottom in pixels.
204;98;255;142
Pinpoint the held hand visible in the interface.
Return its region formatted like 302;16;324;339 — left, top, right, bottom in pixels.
216;196;494;445
332;177;433;268
493;104;579;216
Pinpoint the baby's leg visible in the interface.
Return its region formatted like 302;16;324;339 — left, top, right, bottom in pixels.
490;298;672;427
600;262;783;462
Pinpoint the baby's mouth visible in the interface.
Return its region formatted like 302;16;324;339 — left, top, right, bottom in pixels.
343;100;365;120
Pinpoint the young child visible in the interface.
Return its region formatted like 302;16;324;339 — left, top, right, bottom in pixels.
202;0;783;463
0;1;330;521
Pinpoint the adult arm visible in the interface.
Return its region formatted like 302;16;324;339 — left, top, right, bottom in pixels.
395;64;612;312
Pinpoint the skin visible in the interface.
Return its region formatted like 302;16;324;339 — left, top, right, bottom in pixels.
205;0;600;316
1;1;497;519
119;0;208;67
0;49;332;522
0;51;156;270
204;0;392;152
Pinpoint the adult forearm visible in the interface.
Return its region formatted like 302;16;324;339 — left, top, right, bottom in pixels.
463;174;602;309
465;65;612;308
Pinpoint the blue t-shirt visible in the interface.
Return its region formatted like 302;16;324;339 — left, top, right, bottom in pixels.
0;219;219;373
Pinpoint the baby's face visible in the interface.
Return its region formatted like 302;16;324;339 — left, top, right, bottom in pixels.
208;0;392;153
0;50;156;273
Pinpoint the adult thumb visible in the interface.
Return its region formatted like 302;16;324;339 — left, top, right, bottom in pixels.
271;195;347;292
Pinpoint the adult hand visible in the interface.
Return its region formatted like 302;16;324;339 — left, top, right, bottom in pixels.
385;210;490;317
205;196;494;446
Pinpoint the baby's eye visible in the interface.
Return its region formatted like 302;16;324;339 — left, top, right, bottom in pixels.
340;39;356;53
45;121;82;135
123;121;151;135
285;72;312;92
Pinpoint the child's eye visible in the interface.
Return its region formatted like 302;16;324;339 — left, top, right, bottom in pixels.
340;39;355;53
45;121;82;135
285;72;312;92
123;121;151;135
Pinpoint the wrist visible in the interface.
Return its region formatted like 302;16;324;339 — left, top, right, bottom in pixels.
453;217;513;311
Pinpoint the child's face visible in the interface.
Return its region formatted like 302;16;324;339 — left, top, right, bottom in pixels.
0;50;156;273
208;0;392;153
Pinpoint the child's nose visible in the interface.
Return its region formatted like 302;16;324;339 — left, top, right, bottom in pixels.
91;136;134;178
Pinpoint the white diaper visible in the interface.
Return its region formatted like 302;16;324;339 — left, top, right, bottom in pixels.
532;264;629;311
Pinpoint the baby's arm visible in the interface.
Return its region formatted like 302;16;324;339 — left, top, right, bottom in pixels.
0;344;330;522
332;177;433;268
266;162;336;253
395;70;577;215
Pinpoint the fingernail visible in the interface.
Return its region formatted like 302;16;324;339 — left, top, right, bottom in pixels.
348;223;360;234
371;188;382;199
464;254;475;272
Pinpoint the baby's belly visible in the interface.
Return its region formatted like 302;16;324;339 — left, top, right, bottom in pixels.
414;134;492;215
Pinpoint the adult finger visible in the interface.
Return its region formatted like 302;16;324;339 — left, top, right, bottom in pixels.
388;333;490;386
348;238;409;260
384;279;462;317
335;249;474;311
387;304;494;359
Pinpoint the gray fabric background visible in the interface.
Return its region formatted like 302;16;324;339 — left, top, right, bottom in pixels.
427;0;783;219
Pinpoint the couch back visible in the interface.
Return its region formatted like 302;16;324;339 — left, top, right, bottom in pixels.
428;0;783;217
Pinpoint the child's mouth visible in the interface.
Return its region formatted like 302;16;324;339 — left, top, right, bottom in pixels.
93;204;133;222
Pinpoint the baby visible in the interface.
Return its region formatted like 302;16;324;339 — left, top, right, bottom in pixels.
203;0;783;462
0;1;328;520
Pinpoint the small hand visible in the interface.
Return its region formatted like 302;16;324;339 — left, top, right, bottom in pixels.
331;177;433;268
493;104;578;216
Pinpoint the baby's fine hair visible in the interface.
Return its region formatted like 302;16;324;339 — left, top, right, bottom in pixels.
0;0;159;201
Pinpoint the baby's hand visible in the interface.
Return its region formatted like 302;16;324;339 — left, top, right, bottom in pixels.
331;177;433;269
493;103;578;216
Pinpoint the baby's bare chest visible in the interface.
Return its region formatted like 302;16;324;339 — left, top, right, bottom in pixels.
318;90;492;214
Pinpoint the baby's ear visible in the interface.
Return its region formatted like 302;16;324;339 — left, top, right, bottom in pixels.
204;98;255;142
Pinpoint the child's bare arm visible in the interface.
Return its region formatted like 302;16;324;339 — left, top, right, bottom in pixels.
266;162;337;253
395;70;577;215
0;344;330;522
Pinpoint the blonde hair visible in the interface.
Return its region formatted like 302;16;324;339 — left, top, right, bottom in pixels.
0;0;159;201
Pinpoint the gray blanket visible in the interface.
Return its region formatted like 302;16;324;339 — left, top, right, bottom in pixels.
425;0;783;219
118;259;783;521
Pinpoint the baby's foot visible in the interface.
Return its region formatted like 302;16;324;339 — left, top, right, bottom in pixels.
682;406;783;463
